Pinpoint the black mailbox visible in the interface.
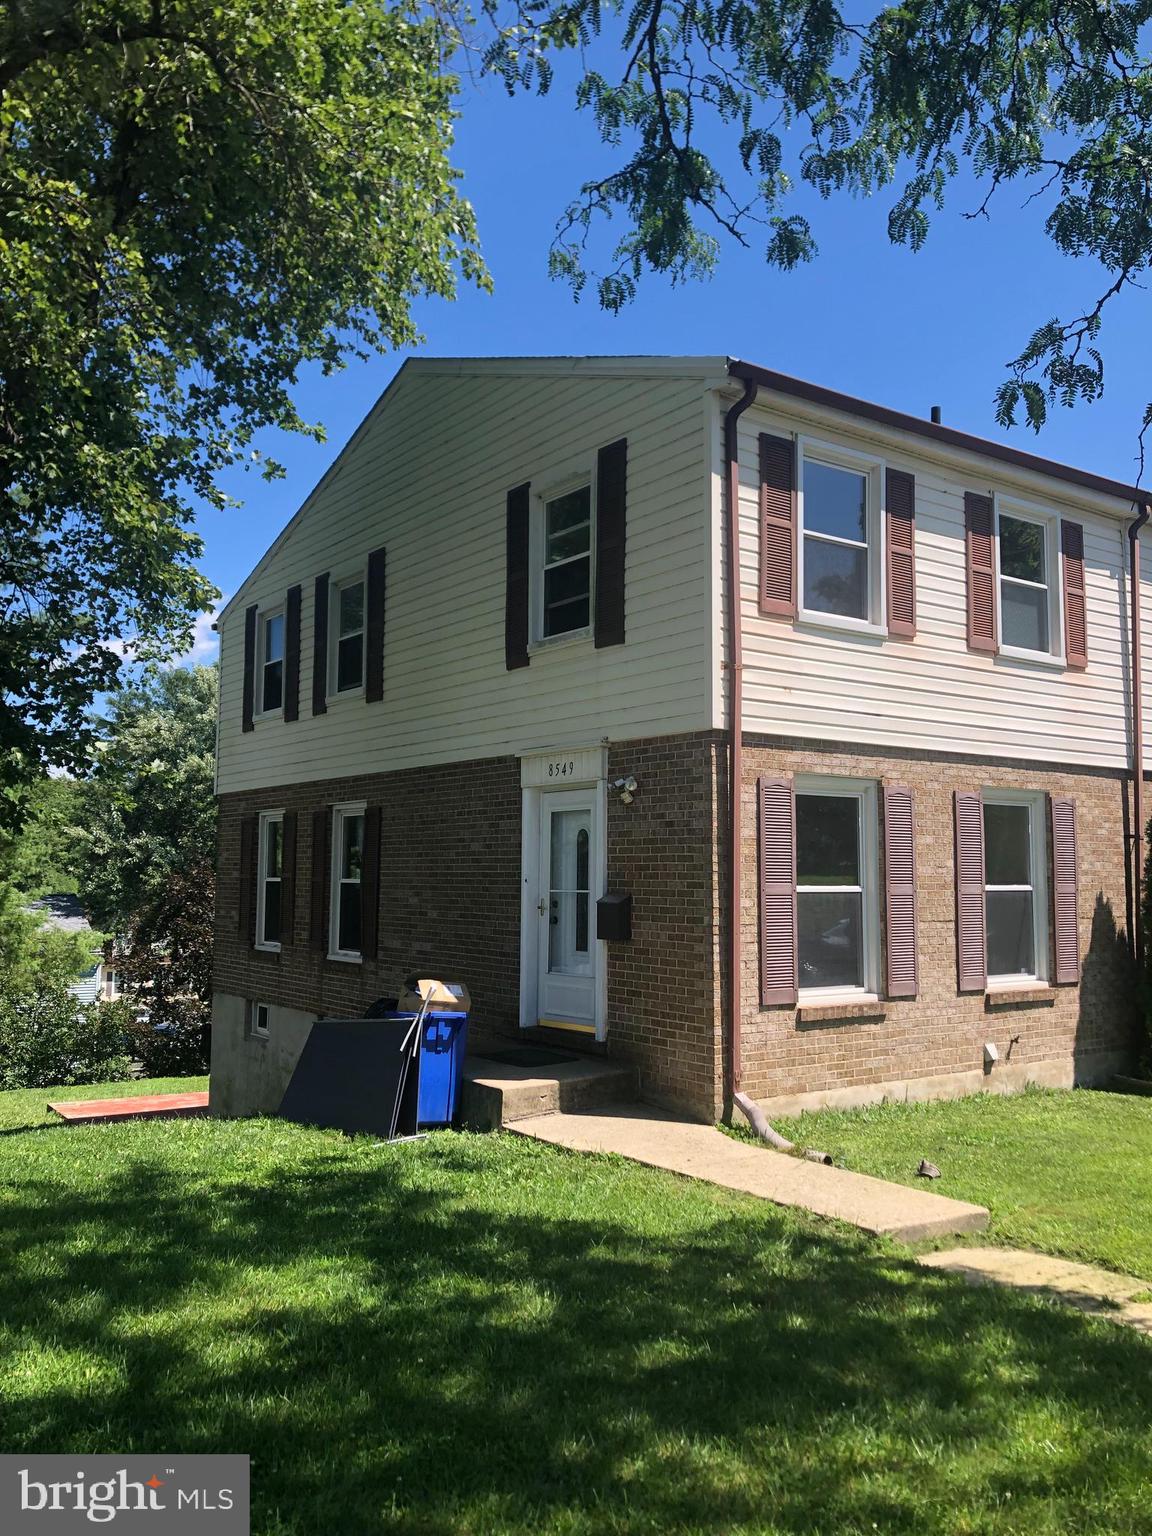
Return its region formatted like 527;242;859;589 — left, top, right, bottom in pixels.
596;892;632;941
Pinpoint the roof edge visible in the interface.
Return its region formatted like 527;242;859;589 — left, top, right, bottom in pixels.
727;359;1148;509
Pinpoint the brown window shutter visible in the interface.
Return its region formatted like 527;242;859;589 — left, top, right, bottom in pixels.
758;434;797;618
280;809;298;947
361;805;382;960
885;469;917;638
964;492;998;653
1050;795;1080;983
241;605;258;732
595;437;627;648
310;808;329;950
283;585;302;722
1061;521;1088;670
883;784;919;997
758;776;798;1005
505;482;531;670
954;790;987;991
365;547;387;703
237;814;257;942
312;573;330;716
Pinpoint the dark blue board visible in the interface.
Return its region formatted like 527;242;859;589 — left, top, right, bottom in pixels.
277;1017;420;1139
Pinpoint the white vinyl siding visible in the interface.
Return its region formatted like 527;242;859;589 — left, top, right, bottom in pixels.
735;396;1139;770
217;364;717;794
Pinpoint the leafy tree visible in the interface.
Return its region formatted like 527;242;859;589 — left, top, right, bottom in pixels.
0;987;132;1090
0;776;82;897
71;664;217;1073
72;664;216;931
1;1;483;811
481;0;1152;436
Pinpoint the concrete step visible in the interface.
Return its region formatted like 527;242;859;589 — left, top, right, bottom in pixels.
461;1054;638;1131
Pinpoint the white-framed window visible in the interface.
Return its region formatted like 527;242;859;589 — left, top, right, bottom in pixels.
536;478;594;641
258;607;285;715
255;811;284;951
983;790;1048;984
995;500;1063;661
248;1001;271;1039
795;776;879;998
330;575;366;696
329;802;366;960
798;441;885;632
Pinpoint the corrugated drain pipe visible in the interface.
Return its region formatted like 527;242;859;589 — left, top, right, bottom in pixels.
722;366;831;1165
1130;504;1150;970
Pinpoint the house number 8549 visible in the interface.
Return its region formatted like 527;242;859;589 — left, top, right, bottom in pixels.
547;760;576;778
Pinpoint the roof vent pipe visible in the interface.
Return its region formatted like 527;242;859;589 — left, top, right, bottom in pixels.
930;406;942;424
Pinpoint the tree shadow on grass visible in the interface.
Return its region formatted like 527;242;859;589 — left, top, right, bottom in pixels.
1;1129;1150;1534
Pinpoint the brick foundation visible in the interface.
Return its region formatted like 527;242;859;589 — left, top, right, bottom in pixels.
736;738;1139;1108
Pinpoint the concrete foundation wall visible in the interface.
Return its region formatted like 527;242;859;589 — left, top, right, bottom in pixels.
209;995;318;1118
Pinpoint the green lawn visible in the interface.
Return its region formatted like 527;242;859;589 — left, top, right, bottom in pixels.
1;1079;1151;1534
772;1087;1152;1281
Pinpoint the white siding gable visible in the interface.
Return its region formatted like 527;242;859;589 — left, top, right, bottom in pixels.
217;361;721;795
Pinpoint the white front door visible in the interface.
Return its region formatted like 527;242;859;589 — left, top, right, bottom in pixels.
537;790;598;1030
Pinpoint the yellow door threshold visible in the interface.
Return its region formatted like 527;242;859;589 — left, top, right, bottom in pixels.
537;1018;596;1035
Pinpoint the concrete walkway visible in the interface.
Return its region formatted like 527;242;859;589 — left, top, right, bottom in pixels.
921;1247;1152;1335
512;1104;988;1243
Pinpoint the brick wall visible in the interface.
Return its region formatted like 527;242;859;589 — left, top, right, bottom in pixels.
213;733;727;1119
736;737;1139;1107
214;731;1135;1122
606;734;727;1119
214;755;524;1049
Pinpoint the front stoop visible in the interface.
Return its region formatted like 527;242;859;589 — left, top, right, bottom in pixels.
461;1055;638;1131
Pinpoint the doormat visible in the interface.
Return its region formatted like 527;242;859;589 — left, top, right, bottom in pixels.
476;1047;580;1069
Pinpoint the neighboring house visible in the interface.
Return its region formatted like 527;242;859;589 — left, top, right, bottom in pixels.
210;356;1146;1123
25;895;120;1005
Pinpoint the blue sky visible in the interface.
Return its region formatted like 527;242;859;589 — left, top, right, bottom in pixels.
190;63;1150;660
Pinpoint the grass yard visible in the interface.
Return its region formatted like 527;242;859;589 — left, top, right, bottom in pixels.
1;1078;1151;1534
771;1087;1152;1281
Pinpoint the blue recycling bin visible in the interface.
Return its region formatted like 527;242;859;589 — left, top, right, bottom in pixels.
383;1010;469;1127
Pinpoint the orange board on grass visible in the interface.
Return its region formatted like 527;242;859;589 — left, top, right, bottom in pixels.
47;1092;209;1123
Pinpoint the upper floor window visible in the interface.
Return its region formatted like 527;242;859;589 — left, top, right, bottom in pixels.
329;804;365;960
332;577;365;695
795;777;878;997
255;811;283;951
541;483;592;639
997;504;1061;660
798;446;884;631
983;792;1048;983
259;609;285;714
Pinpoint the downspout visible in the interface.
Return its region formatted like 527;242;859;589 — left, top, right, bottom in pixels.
722;373;758;1104
1130;504;1150;969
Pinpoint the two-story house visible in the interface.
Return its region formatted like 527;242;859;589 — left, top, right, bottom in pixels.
210;355;1145;1123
